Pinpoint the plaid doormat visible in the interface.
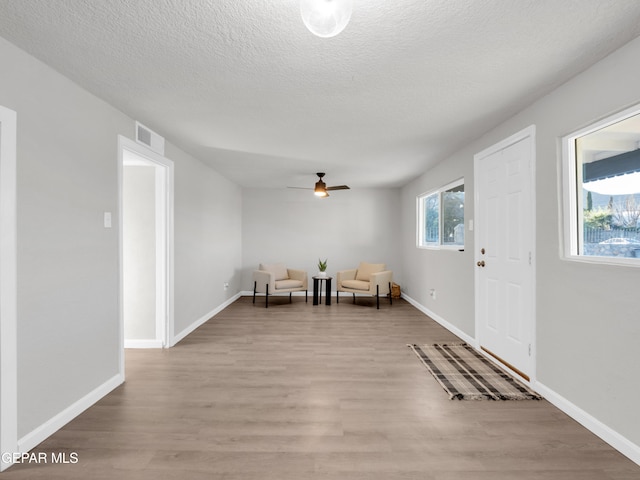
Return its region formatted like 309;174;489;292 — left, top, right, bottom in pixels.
408;343;542;400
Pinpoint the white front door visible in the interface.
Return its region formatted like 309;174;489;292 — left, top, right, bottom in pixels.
474;126;536;380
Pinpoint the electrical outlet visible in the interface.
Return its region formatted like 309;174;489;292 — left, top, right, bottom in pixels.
429;289;436;300
223;282;229;291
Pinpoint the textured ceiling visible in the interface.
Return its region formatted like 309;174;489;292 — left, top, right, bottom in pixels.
2;0;640;190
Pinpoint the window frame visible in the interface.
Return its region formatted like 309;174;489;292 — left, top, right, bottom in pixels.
561;103;640;267
416;178;465;250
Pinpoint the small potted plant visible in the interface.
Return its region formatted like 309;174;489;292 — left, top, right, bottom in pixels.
317;258;328;277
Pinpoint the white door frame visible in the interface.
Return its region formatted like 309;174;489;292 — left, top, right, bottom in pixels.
0;106;18;471
122;152;167;348
118;135;174;363
473;125;537;383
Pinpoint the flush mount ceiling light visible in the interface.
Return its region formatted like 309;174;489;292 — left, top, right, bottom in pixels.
300;0;353;38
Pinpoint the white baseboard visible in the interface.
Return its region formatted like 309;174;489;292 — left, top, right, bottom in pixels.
172;293;242;346
18;372;124;454
124;339;164;349
535;381;640;466
402;292;640;467
401;293;475;345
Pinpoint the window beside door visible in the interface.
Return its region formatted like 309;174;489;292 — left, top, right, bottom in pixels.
562;104;640;265
417;179;465;249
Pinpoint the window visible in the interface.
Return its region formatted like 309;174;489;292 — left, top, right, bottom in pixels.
562;105;640;264
418;179;465;248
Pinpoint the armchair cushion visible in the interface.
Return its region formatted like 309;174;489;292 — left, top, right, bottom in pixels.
275;279;304;289
341;279;370;291
355;262;386;281
259;262;289;281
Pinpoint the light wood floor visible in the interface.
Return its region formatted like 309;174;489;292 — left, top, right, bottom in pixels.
6;296;640;479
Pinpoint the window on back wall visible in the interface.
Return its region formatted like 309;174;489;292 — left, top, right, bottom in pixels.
417;179;465;249
562;104;640;265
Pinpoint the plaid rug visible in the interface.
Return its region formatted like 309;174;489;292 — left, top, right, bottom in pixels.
408;343;542;400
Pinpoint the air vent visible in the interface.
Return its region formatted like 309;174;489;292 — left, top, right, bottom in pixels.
135;121;165;156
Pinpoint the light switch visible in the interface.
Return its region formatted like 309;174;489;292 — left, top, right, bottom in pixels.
104;212;112;228
468;219;474;231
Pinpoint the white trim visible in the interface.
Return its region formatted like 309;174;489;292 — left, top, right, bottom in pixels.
154;166;167;345
118;135;175;359
560;254;640;268
124;339;164;349
561;128;580;258
416;177;465;249
560;103;640;266
401;293;475;345
17;373;124;455
473;125;537;383
172;293;242;346
0;106;18;472
535;381;640;466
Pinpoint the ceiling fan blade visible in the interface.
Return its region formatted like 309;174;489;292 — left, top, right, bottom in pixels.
287;186;313;190
326;185;350;191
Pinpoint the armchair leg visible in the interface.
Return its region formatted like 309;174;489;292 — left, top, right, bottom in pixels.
376;285;380;309
289;292;292;303
336;291;339;303
265;284;269;308
352;293;356;304
305;290;308;303
253;281;257;304
389;282;392;306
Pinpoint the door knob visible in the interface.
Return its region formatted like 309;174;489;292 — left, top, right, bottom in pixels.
477;260;485;267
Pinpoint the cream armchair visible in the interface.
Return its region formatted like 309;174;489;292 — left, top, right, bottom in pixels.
252;263;308;308
336;262;393;309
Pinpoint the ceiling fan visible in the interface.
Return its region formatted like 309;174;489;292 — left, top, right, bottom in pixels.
288;173;350;198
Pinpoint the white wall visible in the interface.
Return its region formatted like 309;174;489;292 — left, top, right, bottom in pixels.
171;145;242;338
0;36;243;447
242;187;402;290
401;36;640;450
401;159;475;335
123;165;157;340
0;36;128;439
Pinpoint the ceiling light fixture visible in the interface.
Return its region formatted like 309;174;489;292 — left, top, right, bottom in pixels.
300;0;352;38
314;178;329;197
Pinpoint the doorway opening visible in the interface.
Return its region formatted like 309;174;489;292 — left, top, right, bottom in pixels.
118;136;174;359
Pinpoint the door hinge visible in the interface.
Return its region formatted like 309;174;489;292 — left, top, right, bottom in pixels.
528;251;532;265
528;344;532;356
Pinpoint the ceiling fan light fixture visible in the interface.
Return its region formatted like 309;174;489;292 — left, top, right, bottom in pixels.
314;179;328;197
300;0;352;38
